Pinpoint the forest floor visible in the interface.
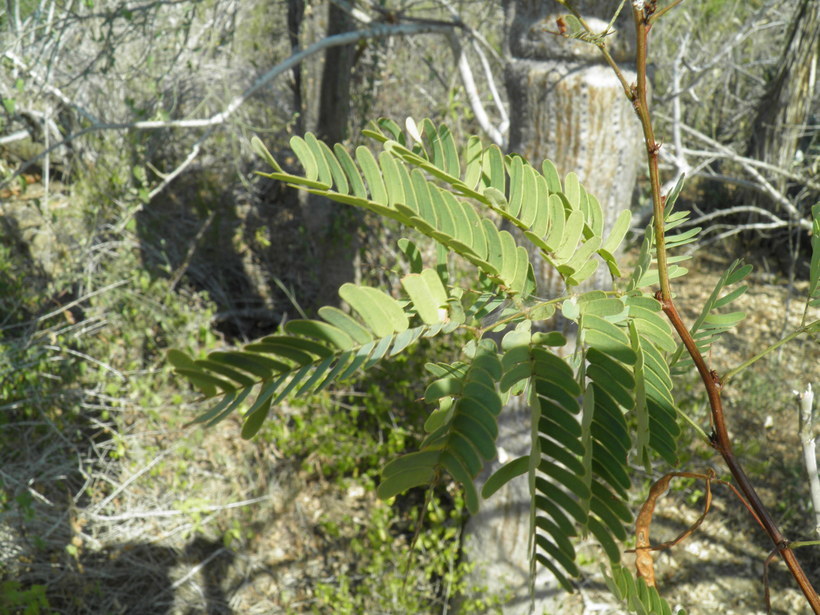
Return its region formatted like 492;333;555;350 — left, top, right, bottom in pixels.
2;180;819;614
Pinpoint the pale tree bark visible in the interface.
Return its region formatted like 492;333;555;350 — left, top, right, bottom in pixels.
459;1;643;611
748;0;818;200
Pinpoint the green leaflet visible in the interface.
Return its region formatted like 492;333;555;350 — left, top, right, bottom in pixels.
579;295;627;319
508;155;525;218
241;394;272;439
528;176;551;240
669;259;751;374
553;210;585;262
543;194;566;252
585;192;604;238
304;133;333;187
207;351;290;378
248;336;329;363
600;209;632;276
379;150;404;206
377;465;437;500
334;143;367;198
398;238;423;273
542;159;562;193
463;135;483;189
401;269;449;325
581;314;637;365
564;172;581;211
339;283;408;337
317;306;373;344
482;455;529;498
283;320;355;350
188;387;253;428
250;137;282;172
175;367;236;394
604;564;687;615
560;236;602;280
483;145;506;192
356;145;389;204
290;135;319;182
318;139;349;194
377;341;502;514
518;165;539;226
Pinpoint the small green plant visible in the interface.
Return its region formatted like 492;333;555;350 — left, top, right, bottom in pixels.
169;2;820;612
0;580;49;615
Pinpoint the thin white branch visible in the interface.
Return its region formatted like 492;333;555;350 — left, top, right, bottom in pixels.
658;113;813;232
90;443;184;511
143;127;215;203
85;496;271;523
447;31;504;147
47;344;126;381
658;0;780;101
796;385;820;537
132;22;458;130
664;31;691;195
677;147;820;191
697;220;789;245
33;279;128;325
171;546;229;590
471;38;508;135
433;0;506;143
683;204;787;227
0;129;29;145
3;50;101;124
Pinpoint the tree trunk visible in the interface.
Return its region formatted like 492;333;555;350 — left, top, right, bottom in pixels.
302;3;360;310
316;3;355;145
748;0;818;197
287;0;305;134
459;2;643;611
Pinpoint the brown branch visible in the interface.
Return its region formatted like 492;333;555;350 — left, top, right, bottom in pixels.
629;5;671;302
624;4;820;611
659;295;820;612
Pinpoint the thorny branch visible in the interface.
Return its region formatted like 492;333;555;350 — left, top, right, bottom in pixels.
561;0;820;610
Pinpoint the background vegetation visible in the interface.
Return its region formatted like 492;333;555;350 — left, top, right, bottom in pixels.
0;0;817;612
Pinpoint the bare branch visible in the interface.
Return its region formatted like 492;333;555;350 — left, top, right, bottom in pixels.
684;204;788;227
1;21;459;188
658;113;813;232
471;38;508;136
447;31;505;147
